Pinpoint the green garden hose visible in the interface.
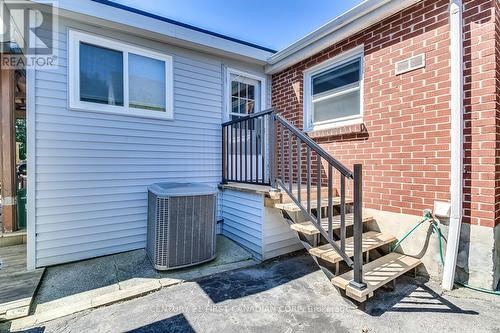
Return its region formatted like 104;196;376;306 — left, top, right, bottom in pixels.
390;218;429;252
390;212;500;296
431;221;445;265
454;281;500;295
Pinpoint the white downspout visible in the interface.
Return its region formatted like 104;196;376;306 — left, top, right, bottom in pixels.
442;0;464;291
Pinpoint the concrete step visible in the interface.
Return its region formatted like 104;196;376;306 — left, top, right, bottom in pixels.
331;252;421;302
290;213;372;235
309;231;396;264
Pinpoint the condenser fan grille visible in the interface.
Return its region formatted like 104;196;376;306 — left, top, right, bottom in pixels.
147;183;217;270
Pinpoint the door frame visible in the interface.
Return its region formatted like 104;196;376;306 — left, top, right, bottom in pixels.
224;67;267;122
223;67;269;182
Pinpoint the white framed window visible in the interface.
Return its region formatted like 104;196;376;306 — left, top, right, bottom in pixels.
303;47;364;131
225;68;266;122
69;29;174;119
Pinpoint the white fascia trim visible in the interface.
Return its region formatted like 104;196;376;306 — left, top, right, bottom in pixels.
265;0;422;74
30;0;274;64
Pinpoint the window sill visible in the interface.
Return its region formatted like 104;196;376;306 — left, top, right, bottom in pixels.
306;120;365;139
69;105;174;121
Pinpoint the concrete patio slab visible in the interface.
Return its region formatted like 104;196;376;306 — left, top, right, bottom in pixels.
7;235;256;327
4;253;499;333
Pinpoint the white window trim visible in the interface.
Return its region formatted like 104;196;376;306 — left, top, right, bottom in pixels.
224;67;267;122
303;45;364;132
68;29;174;120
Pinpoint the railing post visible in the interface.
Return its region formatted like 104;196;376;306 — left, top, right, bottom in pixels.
349;164;366;291
222;125;227;184
268;111;277;189
340;176;346;253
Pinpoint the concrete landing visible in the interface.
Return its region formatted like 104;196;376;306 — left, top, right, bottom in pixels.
0;244;44;321
8;235;257;328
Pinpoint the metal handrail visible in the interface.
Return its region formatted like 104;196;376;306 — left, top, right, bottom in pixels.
276;178;354;266
222;108;275;127
272;111;366;290
274;114;353;179
221;108;366;290
222;108;275;185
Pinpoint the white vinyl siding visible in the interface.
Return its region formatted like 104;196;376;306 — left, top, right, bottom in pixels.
31;18;265;267
262;208;302;260
221;189;263;259
221;189;301;261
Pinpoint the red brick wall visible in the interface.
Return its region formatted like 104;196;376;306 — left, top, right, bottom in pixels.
495;0;500;227
463;0;498;227
272;0;498;227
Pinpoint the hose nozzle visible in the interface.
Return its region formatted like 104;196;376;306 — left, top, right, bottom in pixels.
423;209;439;224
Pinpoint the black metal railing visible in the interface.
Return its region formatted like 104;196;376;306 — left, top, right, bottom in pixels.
222;109;275;185
221;108;366;291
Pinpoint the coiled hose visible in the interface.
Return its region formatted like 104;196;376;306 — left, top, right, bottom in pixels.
390;212;500;296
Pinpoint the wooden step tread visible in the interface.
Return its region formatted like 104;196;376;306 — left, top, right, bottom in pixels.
290;213;372;235
281;183;333;194
279;185;337;204
309;231;396;264
332;252;421;302
274;197;353;212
